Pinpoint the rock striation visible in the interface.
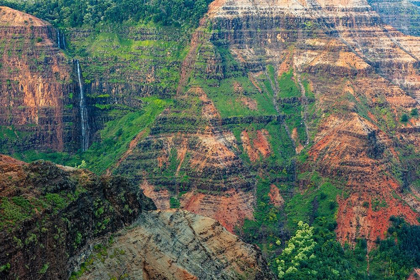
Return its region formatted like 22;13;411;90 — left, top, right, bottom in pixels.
0;6;77;153
201;0;420;247
75;209;274;280
3;0;420;251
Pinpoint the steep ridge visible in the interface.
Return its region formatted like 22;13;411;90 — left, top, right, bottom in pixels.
0;6;77;153
0;154;155;279
74;209;274;280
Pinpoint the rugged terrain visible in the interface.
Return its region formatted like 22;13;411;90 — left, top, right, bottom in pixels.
0;154;272;280
2;0;420;278
0;154;155;279
75;209;273;280
111;0;420;248
0;6;77;153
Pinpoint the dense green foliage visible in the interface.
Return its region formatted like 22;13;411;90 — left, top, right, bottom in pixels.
369;217;420;279
0;0;212;28
245;172;420;279
0;191;78;230
276;221;317;278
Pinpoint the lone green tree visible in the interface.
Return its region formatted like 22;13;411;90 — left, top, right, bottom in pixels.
276;221;317;279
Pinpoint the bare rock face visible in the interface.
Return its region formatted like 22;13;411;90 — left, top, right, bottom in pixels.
76;209;274;280
0;6;77;153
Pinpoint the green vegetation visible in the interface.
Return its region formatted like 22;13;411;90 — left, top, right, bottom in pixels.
170;197;181;209
70;236;126;280
39;263;49;274
199;76;277;118
276;69;307;144
278;70;301;99
15;97;171;174
276;221;317;278
369;216;420;279
191;44;277;118
285;175;341;230
0;0;213;28
240;179;283;254
0;197;34;228
81;97;171;173
271;172;420;279
0;191;73;230
0;263;10;273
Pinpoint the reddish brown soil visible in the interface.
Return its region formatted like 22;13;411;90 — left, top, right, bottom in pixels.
240;97;258;111
241;129;271;162
268;184;284;207
181;189;255;233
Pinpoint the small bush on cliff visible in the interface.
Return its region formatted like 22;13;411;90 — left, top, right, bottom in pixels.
0;263;10;273
170;197;180;209
401;113;409;122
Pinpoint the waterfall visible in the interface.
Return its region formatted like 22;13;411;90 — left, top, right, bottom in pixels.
76;60;89;152
56;29;66;50
62;32;66;49
57;29;61;49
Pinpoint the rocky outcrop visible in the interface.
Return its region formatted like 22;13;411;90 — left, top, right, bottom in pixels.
0;6;77;153
74;209;274;280
0;155;155;280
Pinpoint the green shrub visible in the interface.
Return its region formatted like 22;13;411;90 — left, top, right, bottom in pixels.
0;263;10;273
170;197;180;209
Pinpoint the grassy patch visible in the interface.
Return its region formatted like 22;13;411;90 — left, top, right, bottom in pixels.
285;178;342;231
278;69;301;98
82;97;171;173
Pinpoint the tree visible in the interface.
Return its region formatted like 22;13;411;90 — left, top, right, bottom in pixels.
276;221;317;279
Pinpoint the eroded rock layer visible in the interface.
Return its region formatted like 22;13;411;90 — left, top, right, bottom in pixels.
76;209;273;280
169;0;420;246
0;6;77;153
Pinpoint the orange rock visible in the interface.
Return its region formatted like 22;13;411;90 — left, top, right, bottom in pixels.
241;129;272;162
268;184;284;207
181;189;255;233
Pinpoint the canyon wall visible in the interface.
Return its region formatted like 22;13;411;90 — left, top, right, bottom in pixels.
0;6;78;154
3;0;420;254
139;0;420;246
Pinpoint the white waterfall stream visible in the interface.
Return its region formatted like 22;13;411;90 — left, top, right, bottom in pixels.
57;29;61;49
62;32;66;49
76;60;89;151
